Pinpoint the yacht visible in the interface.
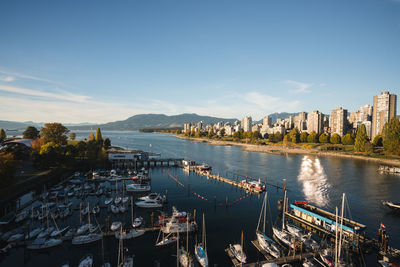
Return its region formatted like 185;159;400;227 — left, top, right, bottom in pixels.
132;217;143;228
229;244;246;263
138;192;166;202
105;198;113;205
126;183;151;192
72;233;102;245
115;229;145;240
111;221;122;231
135;199;163;208
155;232;177;247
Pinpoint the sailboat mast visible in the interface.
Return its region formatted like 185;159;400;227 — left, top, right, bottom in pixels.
130;196;133;225
263;192;267;233
335;207;338;267
241;231;243;267
338;193;345;260
282;190;287;230
176;231;180;267
88;202;90;227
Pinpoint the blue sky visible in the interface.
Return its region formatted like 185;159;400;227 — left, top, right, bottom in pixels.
0;0;399;123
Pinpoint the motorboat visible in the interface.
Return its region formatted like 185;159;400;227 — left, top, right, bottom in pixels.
37;227;55;239
126;183;151;192
132;217;143;228
122;196;129;204
286;224;319;250
115;229;145;240
78;254;93;267
114;196;122;205
27;238;63;250
50;226;70;237
135;199;163;208
138;192;166;202
229;244;246;263
161;207;196;234
15;210;28;223
72;233;102;245
119;205;127;213
111;221;122;231
155;233;177;247
92;205;100;215
7;233;24;243
76;224;96;235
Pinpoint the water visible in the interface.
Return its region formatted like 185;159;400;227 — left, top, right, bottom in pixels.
1;131;399;266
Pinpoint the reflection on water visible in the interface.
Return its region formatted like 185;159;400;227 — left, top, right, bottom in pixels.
297;156;331;207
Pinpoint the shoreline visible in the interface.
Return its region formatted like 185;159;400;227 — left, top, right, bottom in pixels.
173;135;400;167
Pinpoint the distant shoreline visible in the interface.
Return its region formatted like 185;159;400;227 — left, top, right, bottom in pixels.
173;135;400;167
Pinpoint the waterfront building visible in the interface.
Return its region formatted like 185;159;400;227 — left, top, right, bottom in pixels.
252;124;260;132
262;116;272;128
307;110;323;135
372;91;397;138
197;121;203;131
241;116;252;132
224;125;234;136
329;107;348;136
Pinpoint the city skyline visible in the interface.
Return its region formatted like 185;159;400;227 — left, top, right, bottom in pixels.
1;0;400;123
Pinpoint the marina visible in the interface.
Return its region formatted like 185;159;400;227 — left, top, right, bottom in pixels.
0;131;400;266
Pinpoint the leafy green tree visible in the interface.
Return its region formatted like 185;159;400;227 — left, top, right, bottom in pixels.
342;133;354;145
300;132;308;143
382;117;400;155
220;128;226;137
0;129;6;142
354;124;369;152
69;132;76;141
76;141;87;160
88;133;95;141
233;130;244;139
208;127;214;138
95;128;102;142
307;131;318;143
0;152;18;186
319;133;330;143
330;133;341;144
40;123;69;145
288;127;300;143
372;135;383;147
103;138;111;149
23;126;39;139
274;132;283;142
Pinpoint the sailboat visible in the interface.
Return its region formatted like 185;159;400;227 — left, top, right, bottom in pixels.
256;192;280;258
72;203;102;245
272;190;295;249
117;227;134;267
229;231;247;264
195;213;208;267
155;231;177;247
179;215;194;267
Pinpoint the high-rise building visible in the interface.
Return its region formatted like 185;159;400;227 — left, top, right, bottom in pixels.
372;91;397;138
241;116;252;132
329;107;348;136
307;110;323;134
262;116;272;128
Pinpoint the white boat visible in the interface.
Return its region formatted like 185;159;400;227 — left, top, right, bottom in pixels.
7;233;24;243
15;210;28;223
115;229;145;240
179;248;194;267
78;254;93;267
38;227;55;239
155;233;177;247
114;196;122;205
76;224;95;235
132;217;143;228
119;205;127;213
111;205;119;214
272;190;296;249
72;233;102;245
138;193;166;202
256;192;280;258
25;228;42;240
122;196;129;204
105;198;113;205
111;221;122;231
81;205;89;216
135;199;163;208
161;207;196;234
92;205;100;215
286;224;319;250
50;226;70;237
229;244;246;263
126;183;151;192
195;214;208;267
27;238;62;250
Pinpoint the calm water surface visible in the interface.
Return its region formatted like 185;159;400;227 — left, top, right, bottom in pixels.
1;131;399;266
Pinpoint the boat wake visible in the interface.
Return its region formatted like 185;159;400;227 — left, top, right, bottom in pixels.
297;156;330;207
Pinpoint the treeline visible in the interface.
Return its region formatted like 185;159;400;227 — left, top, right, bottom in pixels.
0;123;112;187
139;127;183;133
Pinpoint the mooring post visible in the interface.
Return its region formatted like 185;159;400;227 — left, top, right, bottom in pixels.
225;196;229;208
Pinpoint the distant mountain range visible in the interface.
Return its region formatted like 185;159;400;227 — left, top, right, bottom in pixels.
1;112;304;132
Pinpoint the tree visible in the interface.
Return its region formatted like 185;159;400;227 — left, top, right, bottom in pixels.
372;135;383;147
69;132;76;141
354;124;369;152
0;129;6;142
88;133;95;141
208;127;214;138
95;128;102;142
40;123;69;145
307;131;318;143
382;117;400;155
300;132;308;143
342;133;354;145
103;138;111;149
330;133;341;144
288;127;300;143
219;128;226;137
319;133;330;143
233;130;244;139
0;152;18;186
23;126;39;139
274;132;283;142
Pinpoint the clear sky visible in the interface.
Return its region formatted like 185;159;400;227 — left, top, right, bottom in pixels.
0;0;399;123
